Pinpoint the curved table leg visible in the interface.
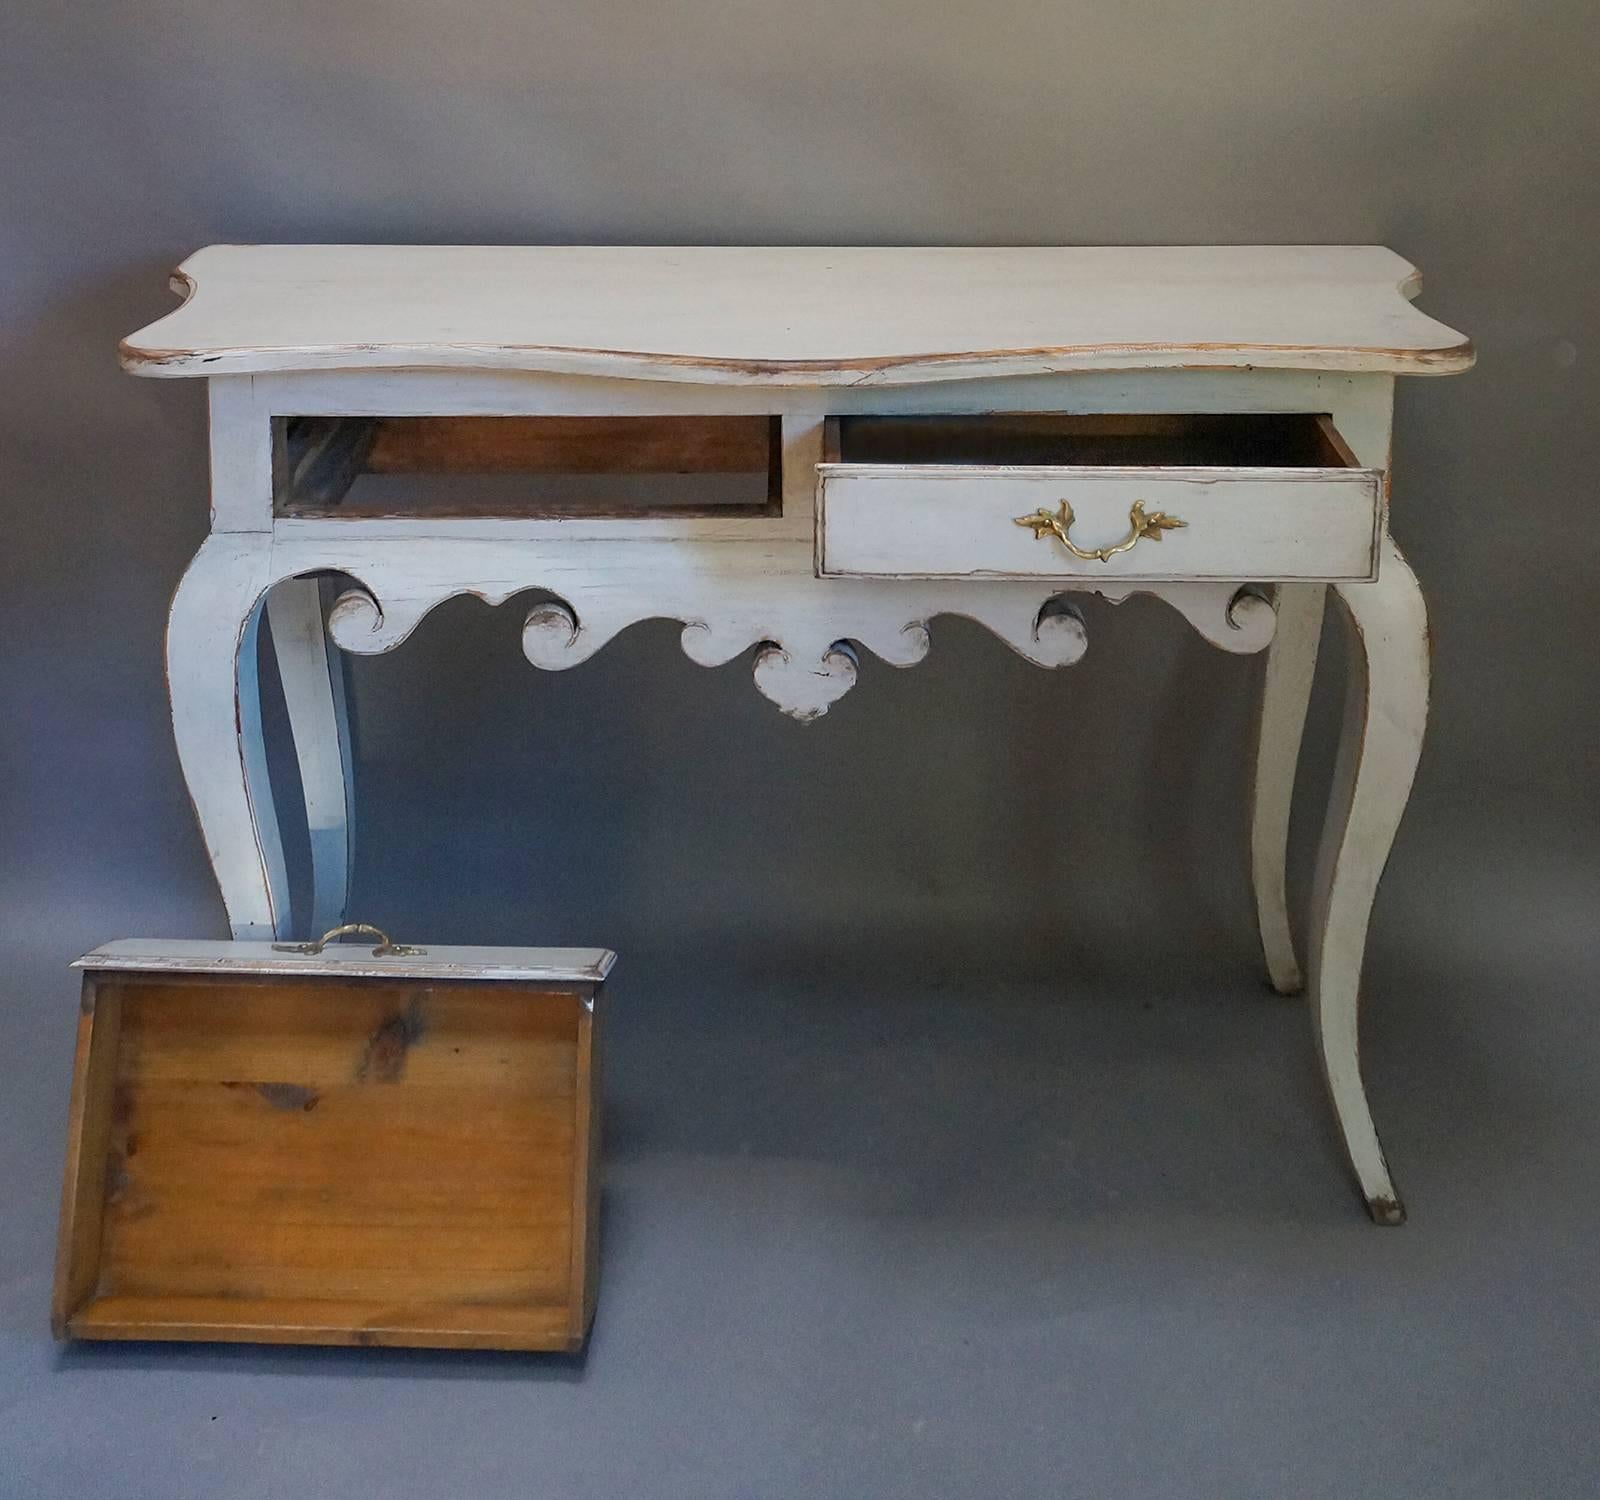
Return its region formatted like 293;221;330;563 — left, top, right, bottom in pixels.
266;576;353;936
166;535;286;939
1309;537;1430;1224
1249;584;1326;994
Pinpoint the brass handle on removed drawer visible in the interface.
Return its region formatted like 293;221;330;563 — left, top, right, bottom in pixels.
1014;499;1186;562
272;923;427;957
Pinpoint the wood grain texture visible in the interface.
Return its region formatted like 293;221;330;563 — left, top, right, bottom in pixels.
51;980;124;1338
827;411;1361;468
569;995;602;1344
66;1296;576;1351
54;972;603;1350
121;245;1474;383
363;414;776;475
274;415;782;518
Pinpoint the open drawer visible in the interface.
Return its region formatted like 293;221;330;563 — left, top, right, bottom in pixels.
815;413;1382;582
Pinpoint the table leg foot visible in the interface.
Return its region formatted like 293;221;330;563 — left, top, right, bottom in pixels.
1365;1192;1408;1227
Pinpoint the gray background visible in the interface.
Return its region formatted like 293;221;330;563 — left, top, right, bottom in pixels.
2;1;1597;1494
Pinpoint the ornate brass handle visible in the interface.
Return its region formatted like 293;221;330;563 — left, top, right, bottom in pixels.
272;922;426;957
1014;499;1186;562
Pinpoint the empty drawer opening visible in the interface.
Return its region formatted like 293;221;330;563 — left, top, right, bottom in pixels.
274;414;783;518
827;412;1359;469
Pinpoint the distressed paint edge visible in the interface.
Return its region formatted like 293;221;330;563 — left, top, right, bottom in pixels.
119;336;1478;383
71;946;618;984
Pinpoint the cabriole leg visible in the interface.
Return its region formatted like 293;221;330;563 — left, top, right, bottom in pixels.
266;576;353;936
1309;537;1430;1224
1249;584;1326;994
166;536;286;939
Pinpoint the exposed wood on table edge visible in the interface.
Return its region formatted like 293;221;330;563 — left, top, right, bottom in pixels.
119;336;1478;381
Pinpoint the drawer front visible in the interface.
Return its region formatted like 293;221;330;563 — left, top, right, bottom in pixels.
816;465;1383;582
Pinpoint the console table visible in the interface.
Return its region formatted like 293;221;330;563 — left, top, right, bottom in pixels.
123;245;1473;1222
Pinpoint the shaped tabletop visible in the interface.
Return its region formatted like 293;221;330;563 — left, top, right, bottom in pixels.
122;244;1473;386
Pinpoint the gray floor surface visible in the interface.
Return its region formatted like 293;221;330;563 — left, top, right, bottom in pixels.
2;879;1597;1499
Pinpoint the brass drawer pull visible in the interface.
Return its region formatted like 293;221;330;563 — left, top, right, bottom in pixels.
1014;499;1186;562
272;922;427;958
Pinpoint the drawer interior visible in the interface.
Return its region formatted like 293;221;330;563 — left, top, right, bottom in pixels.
58;972;589;1347
274;414;783;518
827;412;1360;469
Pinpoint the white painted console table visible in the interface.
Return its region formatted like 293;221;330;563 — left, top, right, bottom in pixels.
124;245;1472;1222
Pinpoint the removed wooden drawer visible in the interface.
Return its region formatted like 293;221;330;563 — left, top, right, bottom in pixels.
54;934;614;1353
815;413;1382;582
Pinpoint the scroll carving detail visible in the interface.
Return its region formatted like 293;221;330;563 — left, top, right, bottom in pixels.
312;569;1274;721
